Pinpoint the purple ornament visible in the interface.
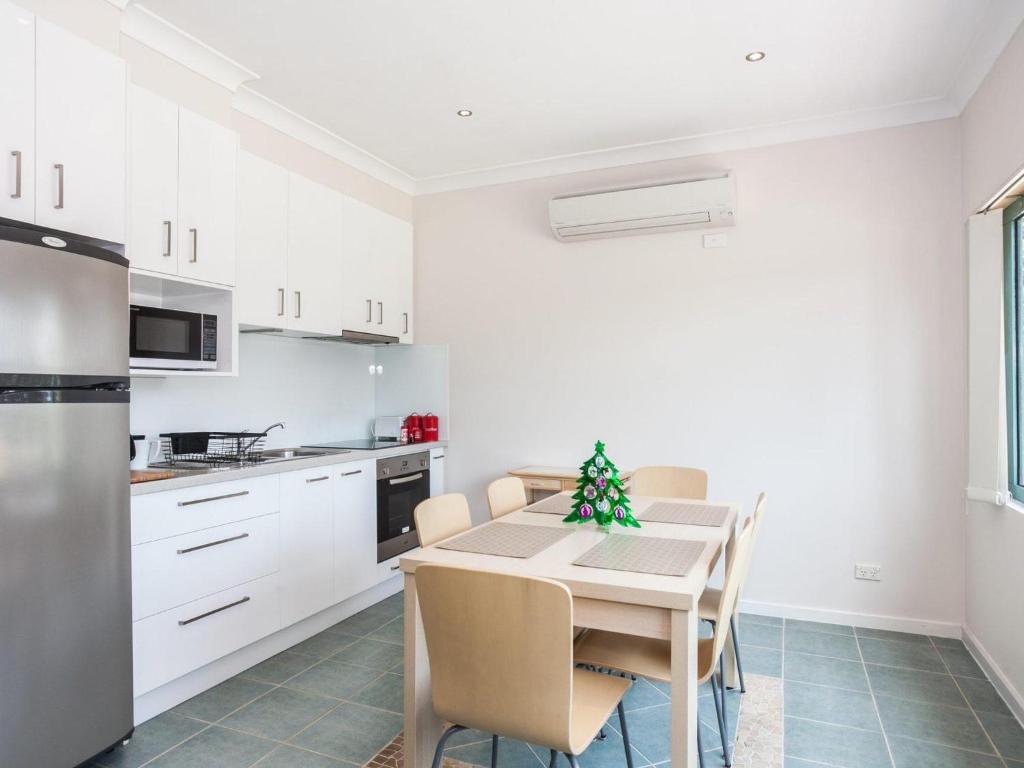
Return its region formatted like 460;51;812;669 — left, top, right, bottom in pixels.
614;506;626;520
596;476;607;490
580;503;593;518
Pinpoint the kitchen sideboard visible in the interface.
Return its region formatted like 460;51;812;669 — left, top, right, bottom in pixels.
130;443;445;722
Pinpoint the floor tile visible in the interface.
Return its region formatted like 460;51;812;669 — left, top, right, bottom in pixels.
620;676;670;711
290;629;362;659
865;665;967;708
785;628;861;661
784;651;869;691
930;637;966;650
888;735;1003;768
284;658;383;700
858;638;946;673
565;728;649;768
617;703;672;763
242;651;320;684
735;621;782;650
737;645;783;678
350;672;404;714
377;590;405;617
289;702;403;764
446;737;543;768
936;647;985;679
445;728;495;748
977;710;1024;761
784;716;891;768
698;688;742;742
254;744;354;767
331;638;405;671
784;681;881;731
147;725;276;768
172;677;275;722
955;676;1012;715
785;619;854;636
330;604;397;637
220;687;338;741
368;616;404;646
784;759;828;768
740;612;783;627
91;712;207;768
855;627;932;645
874;694;994;754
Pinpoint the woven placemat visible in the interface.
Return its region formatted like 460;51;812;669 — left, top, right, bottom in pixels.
572;535;707;577
640;501;730;527
523;494;575;516
438;523;574;558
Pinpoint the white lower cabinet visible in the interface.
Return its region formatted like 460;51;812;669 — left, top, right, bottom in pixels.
279;466;335;627
430;447;446;496
333;459;378;604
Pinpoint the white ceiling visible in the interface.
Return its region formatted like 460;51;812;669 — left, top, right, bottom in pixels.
134;0;1022;190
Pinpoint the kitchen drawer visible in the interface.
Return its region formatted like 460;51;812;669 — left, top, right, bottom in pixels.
132;513;280;620
521;476;562;492
133;572;280;696
378;548;417;583
132;475;279;544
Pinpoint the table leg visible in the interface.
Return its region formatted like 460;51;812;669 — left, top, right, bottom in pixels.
670;608;698;768
404;573;442;768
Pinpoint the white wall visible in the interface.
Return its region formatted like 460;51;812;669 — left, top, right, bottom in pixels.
374;345;450;439
414;119;966;632
130;334;375;450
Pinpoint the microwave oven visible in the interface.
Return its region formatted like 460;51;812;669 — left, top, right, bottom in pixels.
129;304;217;370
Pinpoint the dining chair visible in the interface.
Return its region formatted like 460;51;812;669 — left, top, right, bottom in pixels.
415;564;637;768
630;466;708;500
414;493;472;548
574;517;756;768
486;476;528;519
697;493;767;693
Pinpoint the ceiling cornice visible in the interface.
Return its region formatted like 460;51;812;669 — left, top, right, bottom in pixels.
414;97;959;195
120;3;259;92
232;87;417;195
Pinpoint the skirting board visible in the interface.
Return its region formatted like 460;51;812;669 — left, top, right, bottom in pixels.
964;625;1024;726
133;575;404;725
738;598;962;638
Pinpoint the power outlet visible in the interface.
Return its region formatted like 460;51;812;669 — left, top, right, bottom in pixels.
855;563;882;581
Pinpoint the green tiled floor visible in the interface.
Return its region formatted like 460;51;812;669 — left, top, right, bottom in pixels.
92;597;1024;768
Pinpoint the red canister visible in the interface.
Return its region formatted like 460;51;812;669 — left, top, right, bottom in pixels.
405;413;423;443
422;412;439;443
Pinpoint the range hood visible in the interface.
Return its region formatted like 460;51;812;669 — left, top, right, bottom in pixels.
240;327;400;345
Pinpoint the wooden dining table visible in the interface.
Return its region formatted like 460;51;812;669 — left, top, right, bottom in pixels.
400;492;740;768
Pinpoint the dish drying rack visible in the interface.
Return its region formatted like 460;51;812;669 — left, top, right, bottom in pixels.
157;431;269;466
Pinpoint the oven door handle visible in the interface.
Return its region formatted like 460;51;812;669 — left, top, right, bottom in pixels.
388;472;425;485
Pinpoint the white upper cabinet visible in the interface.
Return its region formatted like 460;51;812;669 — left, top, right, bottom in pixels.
127;86;178;274
35;18;125;243
178;109;237;286
379;211;414;341
236;151;289;328
287;173;343;334
0;1;34;223
338;196;377;333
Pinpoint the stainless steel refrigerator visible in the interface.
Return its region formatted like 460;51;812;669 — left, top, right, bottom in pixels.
0;218;133;767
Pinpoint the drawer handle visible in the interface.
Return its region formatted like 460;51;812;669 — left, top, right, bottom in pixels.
178;596;250;627
433;454;445;460
388;472;423;486
339;469;363;477
306;475;329;483
177;532;249;555
177;490;249;507
390;565;400;571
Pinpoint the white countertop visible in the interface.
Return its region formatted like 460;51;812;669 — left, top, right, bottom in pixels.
130;441;448;496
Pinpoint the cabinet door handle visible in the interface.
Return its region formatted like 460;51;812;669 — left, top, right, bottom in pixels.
366;299;373;323
378;301;383;325
403;312;409;334
389;472;423;486
189;227;198;262
177;532;249;555
433;454;445;460
277;288;285;317
306;475;329;483
53;163;64;209
178;596;250;626
295;291;301;319
390;565;400;571
339;469;363;477
10;150;22;199
162;220;172;258
177;489;249;507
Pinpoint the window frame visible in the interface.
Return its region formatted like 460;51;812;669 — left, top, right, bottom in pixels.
1004;197;1024;503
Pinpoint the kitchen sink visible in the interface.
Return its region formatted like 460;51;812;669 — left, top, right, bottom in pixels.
261;448;330;461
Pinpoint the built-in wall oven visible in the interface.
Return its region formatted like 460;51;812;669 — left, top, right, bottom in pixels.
377;451;430;562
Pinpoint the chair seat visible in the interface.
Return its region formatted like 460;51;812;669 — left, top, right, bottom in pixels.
574;629;715;685
698;587;721;621
569;668;631;754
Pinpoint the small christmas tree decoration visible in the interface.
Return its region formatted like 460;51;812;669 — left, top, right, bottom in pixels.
563;441;640;529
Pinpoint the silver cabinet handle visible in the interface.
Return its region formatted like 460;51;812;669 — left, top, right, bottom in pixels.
378;301;383;325
403;312;409;335
10;151;22;199
177;532;249;555
277;288;285;317
306;475;329;483
294;291;301;319
433;454;445;460
339;469;363;477
53;163;64;209
366;299;372;323
177;489;249;507
178;596;250;627
189;227;198;262
162;220;172;258
389;472;424;485
390;565;400;571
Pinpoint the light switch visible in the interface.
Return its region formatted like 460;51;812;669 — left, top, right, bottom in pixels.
703;233;727;248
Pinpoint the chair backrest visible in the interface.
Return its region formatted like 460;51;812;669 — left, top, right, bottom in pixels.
630;466;708;499
415;564;575;752
707;516;756;674
487;476;528;519
733;492;767;594
414;493;472;547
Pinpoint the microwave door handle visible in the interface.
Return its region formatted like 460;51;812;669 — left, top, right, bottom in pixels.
388;472;424;485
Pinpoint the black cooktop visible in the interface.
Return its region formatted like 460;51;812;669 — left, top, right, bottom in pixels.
302;439;402;451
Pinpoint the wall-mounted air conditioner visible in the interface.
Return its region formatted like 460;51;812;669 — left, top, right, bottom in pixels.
548;173;735;241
